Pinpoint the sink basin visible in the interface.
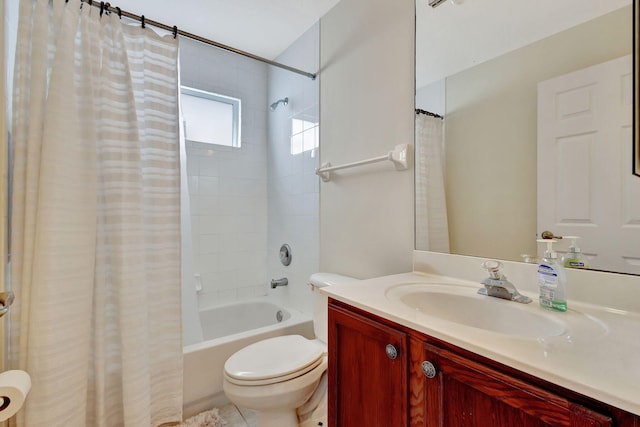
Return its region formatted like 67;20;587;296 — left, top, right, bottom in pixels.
386;283;566;338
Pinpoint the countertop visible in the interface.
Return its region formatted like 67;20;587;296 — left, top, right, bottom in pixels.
321;271;640;416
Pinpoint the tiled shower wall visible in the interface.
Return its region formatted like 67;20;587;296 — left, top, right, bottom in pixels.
181;38;269;308
267;23;320;313
180;24;319;311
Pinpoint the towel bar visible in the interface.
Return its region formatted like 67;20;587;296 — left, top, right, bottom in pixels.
315;144;410;182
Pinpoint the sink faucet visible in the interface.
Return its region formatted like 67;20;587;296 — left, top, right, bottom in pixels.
478;260;531;304
270;277;288;289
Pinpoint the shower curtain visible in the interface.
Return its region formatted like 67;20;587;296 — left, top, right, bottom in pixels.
415;113;450;252
10;0;182;425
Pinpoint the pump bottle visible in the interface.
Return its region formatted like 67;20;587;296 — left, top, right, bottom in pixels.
537;239;567;312
561;236;589;269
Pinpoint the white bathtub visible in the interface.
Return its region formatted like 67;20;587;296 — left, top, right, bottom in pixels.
182;298;314;417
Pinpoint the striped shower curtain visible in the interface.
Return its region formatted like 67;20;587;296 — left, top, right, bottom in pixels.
10;0;182;425
415;113;450;252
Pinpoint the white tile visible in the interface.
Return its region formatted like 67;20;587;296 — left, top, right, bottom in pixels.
235;215;266;234
290;153;304;176
189;197;199;215
302;172;319;194
236;232;260;251
198;156;219;177
216;289;238;305
236;286;255;300
199;234;220;254
199;215;224;234
198;196;219;215
217;232;241;253
187;176;199;195
196;290;219;310
186;155;200;177
206;270;238;291
303;149;319;173
197;253;220;274
272;176;292;197
199;176;220;196
290;174;304;195
237;268;267;288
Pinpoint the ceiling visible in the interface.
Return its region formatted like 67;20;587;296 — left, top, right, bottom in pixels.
113;0;341;60
416;0;631;88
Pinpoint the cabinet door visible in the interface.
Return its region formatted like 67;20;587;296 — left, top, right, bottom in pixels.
413;342;613;427
329;303;408;427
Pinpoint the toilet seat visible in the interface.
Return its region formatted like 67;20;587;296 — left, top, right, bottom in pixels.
224;335;325;386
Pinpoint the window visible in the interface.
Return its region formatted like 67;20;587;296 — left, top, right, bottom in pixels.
290;117;319;155
181;86;241;147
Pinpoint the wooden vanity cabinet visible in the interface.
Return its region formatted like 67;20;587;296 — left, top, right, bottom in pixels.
328;299;640;427
411;338;612;427
328;302;409;427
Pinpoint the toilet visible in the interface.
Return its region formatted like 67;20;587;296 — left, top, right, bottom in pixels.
222;273;357;427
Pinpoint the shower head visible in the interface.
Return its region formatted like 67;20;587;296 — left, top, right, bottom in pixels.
269;97;289;111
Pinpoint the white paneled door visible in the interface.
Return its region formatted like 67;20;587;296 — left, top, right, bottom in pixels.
538;55;640;274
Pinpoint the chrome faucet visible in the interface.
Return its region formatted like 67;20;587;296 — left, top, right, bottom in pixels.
478;260;531;304
270;277;288;289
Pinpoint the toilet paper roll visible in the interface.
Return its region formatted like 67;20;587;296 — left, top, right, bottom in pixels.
0;370;31;421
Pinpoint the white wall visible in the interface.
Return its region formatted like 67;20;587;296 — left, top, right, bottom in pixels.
415;79;445;117
267;23;320;314
319;0;415;278
180;39;270;308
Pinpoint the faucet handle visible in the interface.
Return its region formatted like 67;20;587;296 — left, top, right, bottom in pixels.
481;260;504;279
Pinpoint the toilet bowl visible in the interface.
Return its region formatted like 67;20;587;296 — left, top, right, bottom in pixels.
223;335;327;427
222;273;358;427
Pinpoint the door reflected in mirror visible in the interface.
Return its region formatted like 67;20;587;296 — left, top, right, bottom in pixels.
415;1;640;275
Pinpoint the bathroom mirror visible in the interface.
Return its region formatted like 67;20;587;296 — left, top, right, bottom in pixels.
635;2;640;177
415;0;640;275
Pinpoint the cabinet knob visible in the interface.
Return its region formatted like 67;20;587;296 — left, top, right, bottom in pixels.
385;344;398;360
421;361;437;378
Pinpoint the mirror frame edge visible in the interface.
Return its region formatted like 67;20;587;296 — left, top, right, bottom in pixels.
634;0;639;176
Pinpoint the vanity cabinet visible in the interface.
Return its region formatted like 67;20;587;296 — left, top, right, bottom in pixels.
412;339;612;427
328;299;639;427
328;302;409;427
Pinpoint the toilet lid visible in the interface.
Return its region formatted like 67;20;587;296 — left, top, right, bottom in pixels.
224;335;325;382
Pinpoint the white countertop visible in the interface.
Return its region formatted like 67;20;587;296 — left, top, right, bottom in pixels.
321;270;640;416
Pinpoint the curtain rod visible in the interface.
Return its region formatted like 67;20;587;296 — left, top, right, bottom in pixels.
82;0;317;80
415;108;444;119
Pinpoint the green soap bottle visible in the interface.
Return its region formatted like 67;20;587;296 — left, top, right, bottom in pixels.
561;236;589;269
537;239;567;312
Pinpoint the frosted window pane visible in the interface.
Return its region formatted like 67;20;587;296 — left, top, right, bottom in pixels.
180;87;240;148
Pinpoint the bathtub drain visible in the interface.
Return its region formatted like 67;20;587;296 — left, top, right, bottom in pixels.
276;310;284;322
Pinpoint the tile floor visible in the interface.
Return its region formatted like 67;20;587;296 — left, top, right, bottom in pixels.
219;403;259;427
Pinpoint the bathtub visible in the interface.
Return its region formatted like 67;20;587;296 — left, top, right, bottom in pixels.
182;298;314;417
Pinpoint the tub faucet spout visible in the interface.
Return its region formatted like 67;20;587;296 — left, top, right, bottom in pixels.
270;277;288;289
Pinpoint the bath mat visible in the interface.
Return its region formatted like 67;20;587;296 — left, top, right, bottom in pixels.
179;408;227;427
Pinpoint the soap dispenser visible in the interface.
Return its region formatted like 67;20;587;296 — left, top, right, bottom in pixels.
536;239;567;312
561;236;589;269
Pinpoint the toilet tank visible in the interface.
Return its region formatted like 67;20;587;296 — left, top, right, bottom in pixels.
309;273;359;343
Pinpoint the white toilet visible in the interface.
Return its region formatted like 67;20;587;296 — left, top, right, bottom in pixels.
222;273;357;427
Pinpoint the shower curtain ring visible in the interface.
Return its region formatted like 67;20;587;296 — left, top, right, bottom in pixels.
100;2;104;16
173;26;178;39
141;15;145;29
